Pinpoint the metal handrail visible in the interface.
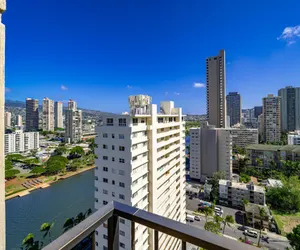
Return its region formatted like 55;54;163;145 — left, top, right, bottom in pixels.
43;201;257;250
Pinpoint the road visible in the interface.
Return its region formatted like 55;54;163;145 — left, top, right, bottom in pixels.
186;197;290;250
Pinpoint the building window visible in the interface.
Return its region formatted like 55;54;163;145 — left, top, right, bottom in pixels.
103;189;108;194
120;230;125;236
119;118;126;127
120;218;125;224
103;200;108;205
112;133;115;139
112;145;115;150
103;167;108;172
119;194;125;200
132;156;137;161
158;117;163;123
103;234;108;240
103;246;107;250
95;187;98;192
112;157;115;162
103;178;108;183
119;158;125;163
103;133;108;138
132;118;138;125
112;192;115;197
119;182;125;188
120;243;125;249
112;180;115;185
119;170;125;175
119;134;125;139
95;176;98;181
103;156;108;160
103;144;107;149
95;198;98;203
119;146;125;151
107;118;114;126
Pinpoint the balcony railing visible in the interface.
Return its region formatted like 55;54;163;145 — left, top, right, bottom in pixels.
43;201;257;250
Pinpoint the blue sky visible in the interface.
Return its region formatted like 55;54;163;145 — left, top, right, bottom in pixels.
4;0;300;114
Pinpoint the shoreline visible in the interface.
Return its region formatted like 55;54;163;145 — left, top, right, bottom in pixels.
5;165;95;201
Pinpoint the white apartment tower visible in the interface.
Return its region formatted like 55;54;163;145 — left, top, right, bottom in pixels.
95;95;186;250
65;101;82;143
16;115;22;126
206;50;227;128
263;94;281;142
42;97;55;131
190;122;232;181
54;101;63;128
5;111;11;128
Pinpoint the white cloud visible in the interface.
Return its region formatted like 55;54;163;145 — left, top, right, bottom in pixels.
277;25;300;45
61;85;68;91
174;92;180;96
5;87;11;93
193;82;205;88
127;85;132;89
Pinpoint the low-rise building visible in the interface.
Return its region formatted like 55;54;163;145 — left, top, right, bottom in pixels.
219;180;265;208
5;130;39;155
186;184;201;197
288;131;300;145
246;144;300;168
245;203;271;229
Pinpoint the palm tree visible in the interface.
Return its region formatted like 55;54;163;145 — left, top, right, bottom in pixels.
88;139;98;154
40;222;54;242
222;215;234;234
21;233;43;250
63;208;93;232
203;206;213;223
257;207;267;247
63;217;75;232
242;199;249;241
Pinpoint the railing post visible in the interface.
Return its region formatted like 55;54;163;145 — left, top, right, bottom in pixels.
154;230;159;250
131;221;135;250
108;215;119;250
92;231;96;250
182;240;186;250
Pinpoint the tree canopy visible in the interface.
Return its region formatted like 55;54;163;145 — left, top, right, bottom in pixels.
209;171;226;201
5;169;20;180
287;224;300;250
30;166;46;176
45;155;68;175
70;146;85;157
54;146;67;156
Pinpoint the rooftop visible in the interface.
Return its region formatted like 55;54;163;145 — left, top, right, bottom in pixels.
246;144;300;153
245;203;271;217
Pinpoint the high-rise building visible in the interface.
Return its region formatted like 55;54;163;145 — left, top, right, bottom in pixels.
263;94;281;142
54;101;63;129
25;98;39;131
226;92;241;127
16;115;22;126
206;50;227;128
68;99;77;111
42;97;55;131
1;2;7;245
278;86;300;132
254;106;263;119
65;101;82;143
5;111;11;128
94;95;186;250
190;122;232;181
5;130;39;155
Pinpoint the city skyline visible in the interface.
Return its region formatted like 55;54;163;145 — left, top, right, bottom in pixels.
4;0;300;114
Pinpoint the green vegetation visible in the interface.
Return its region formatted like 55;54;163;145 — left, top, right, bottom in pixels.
69;146;85;158
30;166;46;176
45;155;68;175
63;208;92;232
54;146;67;156
287;224;300;250
239;173;250;183
87;138;98;154
54;127;64;131
208;171;226;201
222;215;234;234
257;207;267;247
185;121;201;135
5;169;20;179
267;176;300;214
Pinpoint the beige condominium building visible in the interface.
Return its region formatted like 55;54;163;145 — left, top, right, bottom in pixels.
206;50;227;128
42;97;55;131
5;111;11;128
95;95;186;250
54;101;63;129
263;94;281;142
0;0;6;248
65;100;82;143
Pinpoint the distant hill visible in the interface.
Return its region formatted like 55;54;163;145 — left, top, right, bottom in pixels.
5;100;26;108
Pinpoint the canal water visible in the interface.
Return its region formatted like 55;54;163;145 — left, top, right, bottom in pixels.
6;169;95;250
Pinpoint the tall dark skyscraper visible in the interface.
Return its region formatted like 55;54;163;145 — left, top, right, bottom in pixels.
278;86;300;132
206;50;226;128
254;106;263;118
226;92;241;127
25;98;39;131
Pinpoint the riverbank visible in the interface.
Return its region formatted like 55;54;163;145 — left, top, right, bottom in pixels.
5;165;95;200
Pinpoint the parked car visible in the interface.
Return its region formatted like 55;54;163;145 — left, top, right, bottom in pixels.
186;215;194;222
214;206;223;214
243;229;258;238
215;211;222;217
237;226;248;231
194;216;201;221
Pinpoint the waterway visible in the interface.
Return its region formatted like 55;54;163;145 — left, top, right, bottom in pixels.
6;169;95;250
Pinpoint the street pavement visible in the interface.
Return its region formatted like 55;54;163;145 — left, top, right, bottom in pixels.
186;197;290;250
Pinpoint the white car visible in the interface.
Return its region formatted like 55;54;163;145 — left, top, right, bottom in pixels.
194;216;201;221
244;229;258;238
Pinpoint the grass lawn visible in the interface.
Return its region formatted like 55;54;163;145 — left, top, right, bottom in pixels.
272;210;300;236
